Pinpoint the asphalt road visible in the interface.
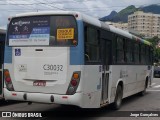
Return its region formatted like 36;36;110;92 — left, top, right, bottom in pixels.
0;78;160;120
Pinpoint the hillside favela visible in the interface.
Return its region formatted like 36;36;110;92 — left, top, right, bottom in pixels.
0;1;160;119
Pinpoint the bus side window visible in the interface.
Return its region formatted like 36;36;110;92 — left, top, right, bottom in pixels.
116;37;125;63
84;25;100;64
134;43;140;64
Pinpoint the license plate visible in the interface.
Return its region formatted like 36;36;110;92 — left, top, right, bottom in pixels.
33;80;46;86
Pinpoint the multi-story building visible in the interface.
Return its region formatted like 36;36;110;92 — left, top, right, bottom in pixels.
128;11;160;38
106;22;128;31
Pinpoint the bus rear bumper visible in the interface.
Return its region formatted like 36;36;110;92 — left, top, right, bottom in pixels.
4;88;83;107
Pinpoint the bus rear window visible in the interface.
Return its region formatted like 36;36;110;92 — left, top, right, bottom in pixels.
8;15;78;46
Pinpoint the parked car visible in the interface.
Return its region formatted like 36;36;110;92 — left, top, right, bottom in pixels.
154;66;160;78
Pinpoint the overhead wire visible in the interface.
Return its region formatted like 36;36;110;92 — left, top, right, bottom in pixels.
34;0;67;11
0;1;159;12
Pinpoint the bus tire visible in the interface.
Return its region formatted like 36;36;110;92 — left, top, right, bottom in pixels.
139;80;148;96
112;85;123;110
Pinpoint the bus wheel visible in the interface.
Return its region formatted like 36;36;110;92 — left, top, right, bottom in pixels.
139;80;148;96
112;85;123;110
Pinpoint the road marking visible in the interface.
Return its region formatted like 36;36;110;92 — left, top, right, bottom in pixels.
153;85;160;88
147;90;160;91
151;83;156;86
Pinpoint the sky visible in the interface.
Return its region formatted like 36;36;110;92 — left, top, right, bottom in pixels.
0;0;160;28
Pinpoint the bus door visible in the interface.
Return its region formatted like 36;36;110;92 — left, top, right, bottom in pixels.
101;39;111;104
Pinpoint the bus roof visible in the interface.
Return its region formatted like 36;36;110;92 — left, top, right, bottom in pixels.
12;11;152;46
109;25;152;46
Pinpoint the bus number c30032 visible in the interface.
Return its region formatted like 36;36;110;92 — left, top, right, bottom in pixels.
43;64;63;71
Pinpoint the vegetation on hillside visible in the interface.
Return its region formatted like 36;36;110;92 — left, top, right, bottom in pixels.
100;5;160;22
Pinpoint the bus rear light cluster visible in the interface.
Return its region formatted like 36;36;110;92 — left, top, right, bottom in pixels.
4;69;14;91
66;71;81;95
5;77;11;83
71;80;77;86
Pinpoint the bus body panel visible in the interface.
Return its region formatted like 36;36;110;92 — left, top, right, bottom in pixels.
82;65;101;93
4;64;102;108
4;87;102;108
82;65;102;107
70;20;84;65
110;65;151;103
5;47;71;94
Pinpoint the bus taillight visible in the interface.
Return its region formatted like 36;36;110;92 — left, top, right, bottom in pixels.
73;73;79;79
5;77;11;83
71;80;77;86
4;69;14;91
66;71;81;95
4;70;10;77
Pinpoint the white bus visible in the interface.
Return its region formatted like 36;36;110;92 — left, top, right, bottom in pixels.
4;11;153;109
0;29;5;99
